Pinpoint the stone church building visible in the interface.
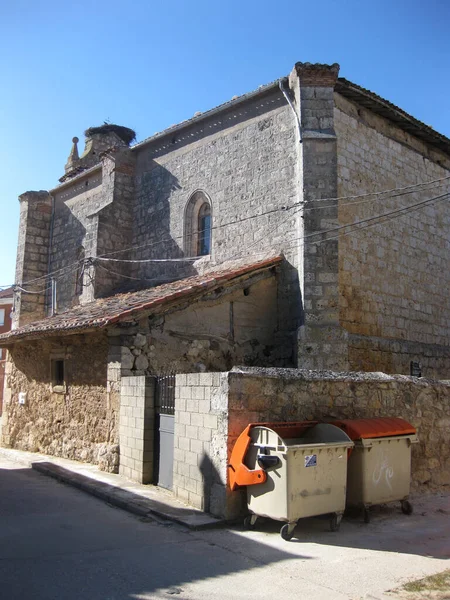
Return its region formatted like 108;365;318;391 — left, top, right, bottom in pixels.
0;62;449;511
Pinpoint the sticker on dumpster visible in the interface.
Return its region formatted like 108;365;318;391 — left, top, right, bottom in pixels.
305;454;317;467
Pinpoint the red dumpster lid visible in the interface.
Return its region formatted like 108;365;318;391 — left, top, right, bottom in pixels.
251;421;318;439
330;417;416;440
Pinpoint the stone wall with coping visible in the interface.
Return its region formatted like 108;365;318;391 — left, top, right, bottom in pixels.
119;375;155;483
334;93;450;378
174;367;450;519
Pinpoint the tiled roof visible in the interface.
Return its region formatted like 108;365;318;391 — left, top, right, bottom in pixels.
335;78;450;156
49;65;450;194
0;255;282;344
0;287;14;300
132;69;450;157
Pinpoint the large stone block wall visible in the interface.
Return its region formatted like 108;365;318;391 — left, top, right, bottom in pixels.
94;149;135;299
14;191;53;326
173;372;230;516
289;63;348;371
0;332;119;471
334;93;450;378
174;367;450;519
119;376;155;483
51;169;104;311
133;88;301;342
227;368;450;495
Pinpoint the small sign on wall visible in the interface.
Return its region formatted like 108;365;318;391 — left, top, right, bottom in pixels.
18;392;27;405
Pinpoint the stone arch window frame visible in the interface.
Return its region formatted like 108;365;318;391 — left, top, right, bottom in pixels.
183;190;213;257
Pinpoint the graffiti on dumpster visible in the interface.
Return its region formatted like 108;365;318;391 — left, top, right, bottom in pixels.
372;451;394;491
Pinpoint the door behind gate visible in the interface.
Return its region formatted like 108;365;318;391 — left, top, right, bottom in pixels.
155;374;175;490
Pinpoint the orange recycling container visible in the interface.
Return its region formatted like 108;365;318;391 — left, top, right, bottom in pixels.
330;417;418;522
228;421;353;540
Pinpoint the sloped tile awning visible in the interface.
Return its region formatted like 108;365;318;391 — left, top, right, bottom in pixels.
0;254;283;345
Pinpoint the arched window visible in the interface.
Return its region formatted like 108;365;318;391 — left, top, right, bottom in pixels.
197;203;211;256
184;191;212;257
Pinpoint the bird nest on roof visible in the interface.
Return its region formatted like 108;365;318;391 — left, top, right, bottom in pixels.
84;124;136;145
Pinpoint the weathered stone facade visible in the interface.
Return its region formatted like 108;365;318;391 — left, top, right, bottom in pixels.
174;368;450;519
0;332;119;471
334;93;450;378
3;61;450;491
0;267;281;471
12;62;449;376
108;274;287;374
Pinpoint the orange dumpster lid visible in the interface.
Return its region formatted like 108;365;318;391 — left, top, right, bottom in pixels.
251;421;318;439
330;417;416;440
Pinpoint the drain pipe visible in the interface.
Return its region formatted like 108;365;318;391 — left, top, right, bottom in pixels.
279;79;302;143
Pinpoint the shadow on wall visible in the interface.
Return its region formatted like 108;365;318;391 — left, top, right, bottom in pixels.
119;161;198;294
49;200;87;313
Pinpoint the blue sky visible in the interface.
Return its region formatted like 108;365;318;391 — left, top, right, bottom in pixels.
1;0;449;286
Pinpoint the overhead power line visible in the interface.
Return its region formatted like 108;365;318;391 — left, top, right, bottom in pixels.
4;176;448;291
93;176;449;262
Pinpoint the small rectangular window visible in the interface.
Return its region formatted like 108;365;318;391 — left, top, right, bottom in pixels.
0;309;5;326
51;359;66;392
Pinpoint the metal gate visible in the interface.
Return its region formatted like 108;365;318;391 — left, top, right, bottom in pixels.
155;374;176;490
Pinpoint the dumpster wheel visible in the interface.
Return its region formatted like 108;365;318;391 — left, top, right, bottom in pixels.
280;523;296;541
330;513;343;532
401;500;413;515
244;515;258;530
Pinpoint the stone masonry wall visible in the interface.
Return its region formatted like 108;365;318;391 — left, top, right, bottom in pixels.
1;331;119;471
334;93;450;378
173;372;229;516
133;88;301;346
14;191;53;326
225;368;450;517
290;63;348;371
51;169;103;311
93;149;135;298
108;273;292;375
175;367;450;519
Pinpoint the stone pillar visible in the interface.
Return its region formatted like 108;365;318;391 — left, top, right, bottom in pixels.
14;191;53;327
289;63;349;371
119;375;155;483
173;372;230;517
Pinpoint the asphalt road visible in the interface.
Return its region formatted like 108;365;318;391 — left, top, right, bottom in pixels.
0;456;449;600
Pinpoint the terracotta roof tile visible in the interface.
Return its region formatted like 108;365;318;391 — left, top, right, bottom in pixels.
0;287;14;300
0;254;282;344
335;78;450;155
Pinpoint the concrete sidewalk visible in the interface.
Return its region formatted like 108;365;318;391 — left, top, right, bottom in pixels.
0;446;222;529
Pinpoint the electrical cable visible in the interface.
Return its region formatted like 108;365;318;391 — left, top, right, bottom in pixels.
3;176;448;289
92;177;449;263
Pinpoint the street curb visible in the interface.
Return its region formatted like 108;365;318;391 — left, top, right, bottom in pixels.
0;448;225;531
